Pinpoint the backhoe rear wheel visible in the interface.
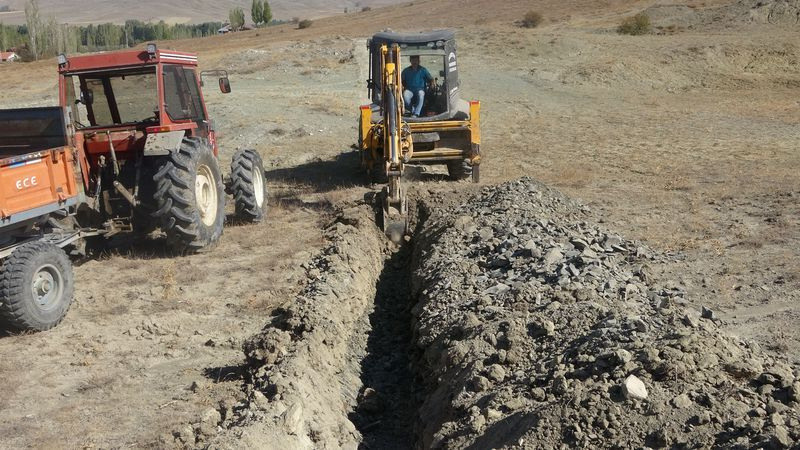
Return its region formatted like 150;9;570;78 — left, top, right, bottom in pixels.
152;137;225;253
447;160;469;180
230;149;268;223
0;242;74;331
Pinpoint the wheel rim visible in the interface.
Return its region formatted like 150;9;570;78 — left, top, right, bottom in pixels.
195;163;219;227
253;167;265;208
31;264;64;310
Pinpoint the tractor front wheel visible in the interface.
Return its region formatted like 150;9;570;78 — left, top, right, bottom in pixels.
152;137;225;253
0;242;74;331
229;149;268;223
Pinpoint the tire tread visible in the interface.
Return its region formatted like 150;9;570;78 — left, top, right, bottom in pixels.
0;242;74;331
151;137;224;253
230;149;267;223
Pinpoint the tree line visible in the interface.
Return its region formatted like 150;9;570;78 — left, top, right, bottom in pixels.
228;0;273;31
0;0;223;61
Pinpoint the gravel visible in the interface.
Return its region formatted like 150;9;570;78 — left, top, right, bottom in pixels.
410;177;800;449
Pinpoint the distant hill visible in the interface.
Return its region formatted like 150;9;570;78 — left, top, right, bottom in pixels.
0;0;395;25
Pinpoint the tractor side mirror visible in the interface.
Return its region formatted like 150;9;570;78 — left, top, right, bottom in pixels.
79;89;94;106
219;77;232;94
201;69;231;93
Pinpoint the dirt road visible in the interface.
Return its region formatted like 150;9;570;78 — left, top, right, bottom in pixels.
0;0;797;447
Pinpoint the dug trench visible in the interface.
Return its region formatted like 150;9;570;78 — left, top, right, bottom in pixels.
197;179;799;449
197;194;422;449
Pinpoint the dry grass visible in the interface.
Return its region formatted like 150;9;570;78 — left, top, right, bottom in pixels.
522;11;543;28
618;13;651;35
175;262;206;284
549;165;592;189
662;175;694;192
161;262;177;300
77;374;117;393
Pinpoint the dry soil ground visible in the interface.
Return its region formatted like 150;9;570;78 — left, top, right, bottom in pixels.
0;0;797;447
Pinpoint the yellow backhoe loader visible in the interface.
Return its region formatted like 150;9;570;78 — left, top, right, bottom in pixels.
359;31;481;241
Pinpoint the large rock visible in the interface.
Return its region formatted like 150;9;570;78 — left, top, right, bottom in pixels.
622;375;648;400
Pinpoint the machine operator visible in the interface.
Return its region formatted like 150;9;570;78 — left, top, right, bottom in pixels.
401;55;433;117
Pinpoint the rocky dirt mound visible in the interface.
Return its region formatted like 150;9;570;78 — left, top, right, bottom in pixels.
707;0;800;27
410;178;800;449
645;0;800;30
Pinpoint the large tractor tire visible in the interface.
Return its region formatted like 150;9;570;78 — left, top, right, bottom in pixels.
229;149;268;223
132;164;160;236
0;242;74;331
152;137;225;253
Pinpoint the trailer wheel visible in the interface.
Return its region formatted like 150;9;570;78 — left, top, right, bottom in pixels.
152;137;225;253
0;242;74;331
229;149;268;223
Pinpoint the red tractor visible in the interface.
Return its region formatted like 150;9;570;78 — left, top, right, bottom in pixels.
0;44;266;331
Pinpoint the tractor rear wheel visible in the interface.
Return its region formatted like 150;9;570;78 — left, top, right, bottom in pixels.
0;242;74;331
229;149;268;223
152;137;225;253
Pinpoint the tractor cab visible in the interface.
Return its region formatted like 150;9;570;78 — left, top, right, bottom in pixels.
48;44;265;252
367;30;470;122
57;45;230;161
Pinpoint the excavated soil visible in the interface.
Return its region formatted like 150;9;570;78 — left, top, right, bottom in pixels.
205;179;799;449
410;179;799;449
0;0;798;448
205;200;430;449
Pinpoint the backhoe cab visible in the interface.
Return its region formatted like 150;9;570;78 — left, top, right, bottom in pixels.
359;30;482;240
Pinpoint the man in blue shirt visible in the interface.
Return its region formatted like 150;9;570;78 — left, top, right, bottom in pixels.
401;55;432;117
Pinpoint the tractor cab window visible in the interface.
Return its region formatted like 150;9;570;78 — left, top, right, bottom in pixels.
162;65;205;122
401;53;448;117
64;76;90;127
64;68;158;128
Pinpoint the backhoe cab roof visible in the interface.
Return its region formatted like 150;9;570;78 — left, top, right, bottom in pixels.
370;30;455;47
58;48;198;74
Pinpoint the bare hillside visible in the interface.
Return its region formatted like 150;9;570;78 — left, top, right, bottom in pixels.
0;0;395;24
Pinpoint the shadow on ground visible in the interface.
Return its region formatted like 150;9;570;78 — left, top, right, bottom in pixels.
348;242;420;449
264;149;459;194
265;150;364;193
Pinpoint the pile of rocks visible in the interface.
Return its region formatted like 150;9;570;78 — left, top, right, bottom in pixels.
704;0;800;28
410;178;799;448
